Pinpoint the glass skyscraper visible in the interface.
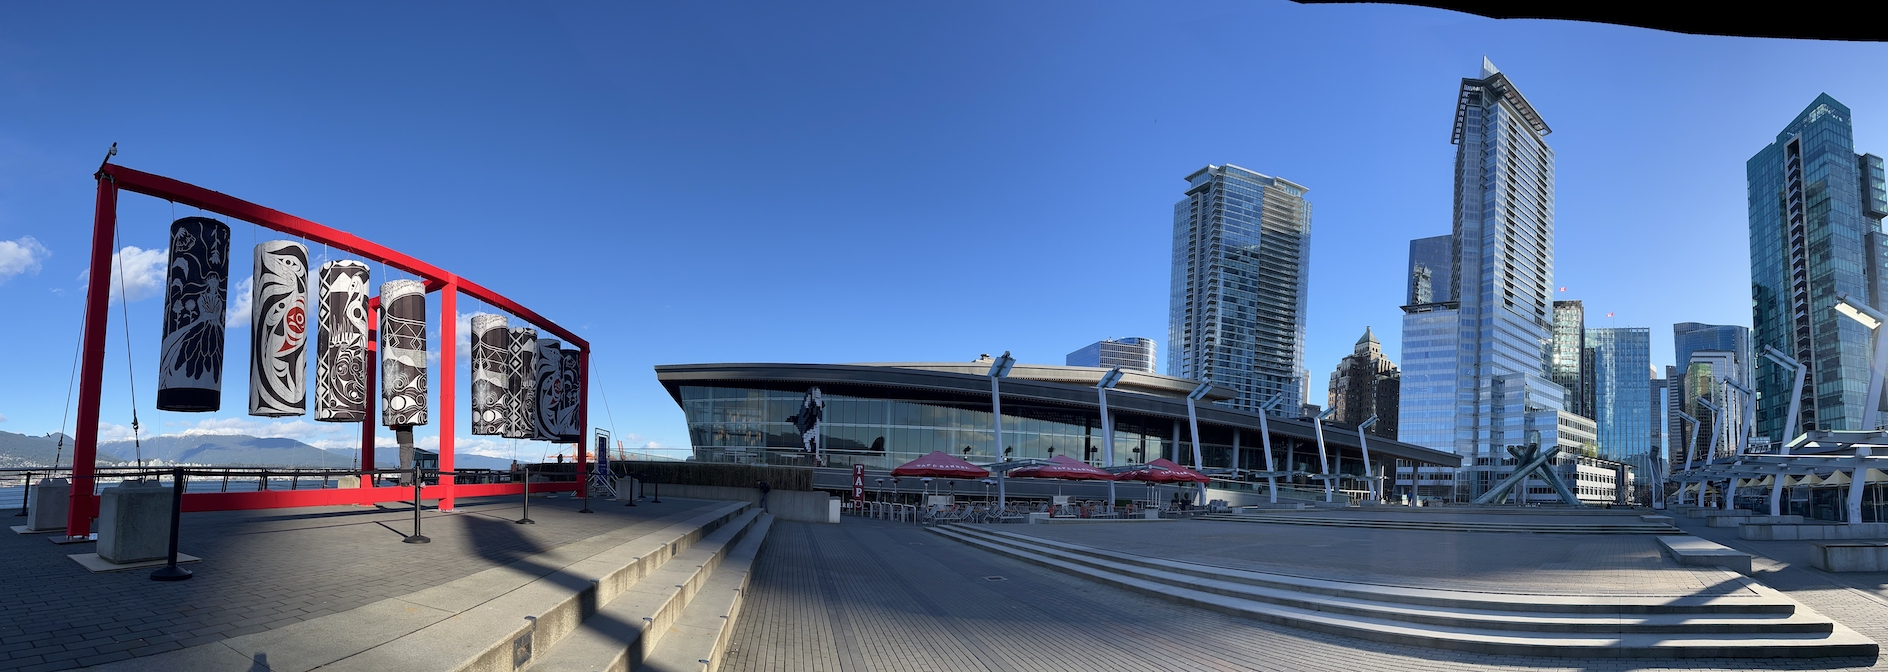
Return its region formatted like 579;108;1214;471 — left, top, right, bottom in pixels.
1168;164;1311;414
1588;327;1652;476
1066;337;1157;373
1551;300;1594;420
1749;95;1888;440
1406;235;1453;305
1398;58;1566;499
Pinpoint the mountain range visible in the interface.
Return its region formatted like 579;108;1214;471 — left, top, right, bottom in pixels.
0;431;519;470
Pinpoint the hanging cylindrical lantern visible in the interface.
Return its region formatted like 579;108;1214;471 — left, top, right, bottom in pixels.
315;260;370;422
558;348;582;443
249;241;310;417
503;327;539;439
533;338;562;442
157;217;232;412
380;279;429;427
470;313;510;435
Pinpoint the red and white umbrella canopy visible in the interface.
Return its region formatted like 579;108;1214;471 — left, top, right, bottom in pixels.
890;451;991;479
1115;458;1211;483
1008;455;1115;481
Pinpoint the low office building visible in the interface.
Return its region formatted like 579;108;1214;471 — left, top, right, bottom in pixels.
655;360;1460;502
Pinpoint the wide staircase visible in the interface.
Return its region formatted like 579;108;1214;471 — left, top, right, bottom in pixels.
930;524;1876;658
1194;511;1679;534
298;501;771;672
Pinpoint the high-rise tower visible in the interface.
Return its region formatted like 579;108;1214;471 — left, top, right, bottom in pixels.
1327;327;1400;439
1168;164;1311;414
1399;58;1567;499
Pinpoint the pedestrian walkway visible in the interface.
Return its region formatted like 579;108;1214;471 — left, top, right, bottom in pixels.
0;492;714;671
724;517;1887;671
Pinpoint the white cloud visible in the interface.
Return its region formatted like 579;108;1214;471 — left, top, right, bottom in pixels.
0;414;8;423
0;236;49;283
96;422;137;442
226;275;253;328
77;245;167;303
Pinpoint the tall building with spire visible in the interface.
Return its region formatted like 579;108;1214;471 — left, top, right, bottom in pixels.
1328;327;1400;439
1398;58;1570;500
1168;164;1311;414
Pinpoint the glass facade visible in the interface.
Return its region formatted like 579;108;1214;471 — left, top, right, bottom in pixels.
1397;60;1565;501
1168;164;1310;414
1588;327;1652;477
678;384;1179;472
1749;95;1878;441
1550;300;1592;419
1066;337;1157;373
1406;235;1453;306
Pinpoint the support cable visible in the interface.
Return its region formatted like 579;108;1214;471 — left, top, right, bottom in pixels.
112;209;143;471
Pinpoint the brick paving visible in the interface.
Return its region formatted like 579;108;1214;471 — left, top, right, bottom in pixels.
723;517;1887;672
0;493;716;672
1007;519;1742;595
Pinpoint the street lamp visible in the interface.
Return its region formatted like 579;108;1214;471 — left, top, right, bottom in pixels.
1762;345;1807;516
1837;292;1888;431
1185;381;1213;505
1096;367;1125;505
1311;406;1338;503
989;351;1015;510
1356;415;1380;502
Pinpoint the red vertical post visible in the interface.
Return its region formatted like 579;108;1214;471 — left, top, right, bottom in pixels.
66;175;119;537
438;284;457;511
361;296;379;487
577;347;589;498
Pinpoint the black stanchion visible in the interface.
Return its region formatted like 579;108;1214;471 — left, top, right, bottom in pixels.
579;466;593;514
405;465;430;544
151;467;192;582
15;471;31;517
516;466;535;525
650;473;661;504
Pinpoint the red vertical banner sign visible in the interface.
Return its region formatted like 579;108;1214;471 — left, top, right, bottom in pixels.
851;464;866;509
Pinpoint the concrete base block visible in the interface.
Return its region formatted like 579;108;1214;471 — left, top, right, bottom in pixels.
1657;535;1753;575
1641;515;1674;524
24;478;69;532
1707;515;1804;528
1740;523;1888;541
1810;542;1888;572
98;480;174;565
69;552;200;573
1690;508;1755;519
336;476;360;489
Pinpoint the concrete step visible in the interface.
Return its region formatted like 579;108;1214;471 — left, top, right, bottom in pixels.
315;501;754;672
639;514;775;672
529;509;767;672
1194;513;1678;535
930;526;1876;658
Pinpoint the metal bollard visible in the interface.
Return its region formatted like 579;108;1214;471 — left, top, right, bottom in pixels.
14;472;31;517
579;468;593;514
405;465;430;544
516;466;535;524
151;468;192;581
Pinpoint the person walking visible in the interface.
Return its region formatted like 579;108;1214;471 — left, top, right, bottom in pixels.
756;479;771;513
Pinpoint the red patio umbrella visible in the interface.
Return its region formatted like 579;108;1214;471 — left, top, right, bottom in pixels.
1146;458;1211;483
890;451;991;479
1008;455;1115;480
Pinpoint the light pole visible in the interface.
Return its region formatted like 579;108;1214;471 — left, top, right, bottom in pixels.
1695;396;1724;508
987;351;1015;510
1185;381;1212;505
1096;367;1124;505
1256;395;1283;504
1356;415;1380;502
1762;345;1807;516
1310;406;1338;503
1837;292;1888;431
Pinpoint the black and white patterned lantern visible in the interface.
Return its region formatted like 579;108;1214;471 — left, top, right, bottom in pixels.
503;327;539;439
249;241;310;417
157;217;231;412
532;339;562;442
315;261;370;422
380;279;428;427
470;313;510;435
557;348;581;443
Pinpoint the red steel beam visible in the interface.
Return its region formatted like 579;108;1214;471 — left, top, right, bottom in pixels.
177;482;576;513
65;164;589;535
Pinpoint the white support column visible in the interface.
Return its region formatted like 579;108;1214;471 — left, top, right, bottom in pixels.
1765;347;1805;517
1311;408;1336;503
1257;395;1281;504
1852;448;1874;525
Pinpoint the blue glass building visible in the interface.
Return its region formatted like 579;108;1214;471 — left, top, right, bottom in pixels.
1066;337;1157;373
1588;327;1652;476
1398;59;1567;499
1168;164;1311;414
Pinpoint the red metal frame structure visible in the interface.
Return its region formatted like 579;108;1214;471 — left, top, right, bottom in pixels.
65;164;588;537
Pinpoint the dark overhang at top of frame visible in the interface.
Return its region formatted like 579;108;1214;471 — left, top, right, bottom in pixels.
1292;1;1888;42
654;362;1462;468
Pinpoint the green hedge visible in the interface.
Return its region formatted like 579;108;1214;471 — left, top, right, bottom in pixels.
614;461;814;491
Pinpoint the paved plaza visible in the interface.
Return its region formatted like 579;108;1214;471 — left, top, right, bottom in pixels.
0;493;720;671
725;515;1888;671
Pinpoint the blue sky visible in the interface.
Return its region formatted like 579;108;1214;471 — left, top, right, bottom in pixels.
3;2;1888;459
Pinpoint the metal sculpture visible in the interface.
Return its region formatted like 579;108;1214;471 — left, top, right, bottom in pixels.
470;313;510;435
315;260;370;422
379;279;428;427
249;241;309;417
1470;441;1583;507
156;217;231;412
557;348;581;442
533;338;562;441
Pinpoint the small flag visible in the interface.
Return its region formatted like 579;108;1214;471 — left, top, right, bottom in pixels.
1559;286;1567;292
1606;312;1615;317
